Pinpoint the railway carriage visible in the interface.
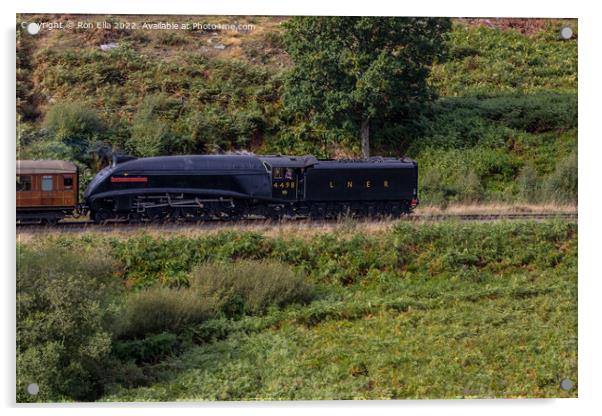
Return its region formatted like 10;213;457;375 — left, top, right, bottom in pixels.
16;160;79;224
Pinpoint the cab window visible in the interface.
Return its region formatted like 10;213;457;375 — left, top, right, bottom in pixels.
273;167;284;179
63;176;74;190
42;175;53;192
16;175;32;192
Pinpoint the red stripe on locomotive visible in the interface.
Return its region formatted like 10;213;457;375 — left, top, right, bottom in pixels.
110;177;148;183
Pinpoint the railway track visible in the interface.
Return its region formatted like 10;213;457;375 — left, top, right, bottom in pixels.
16;212;577;233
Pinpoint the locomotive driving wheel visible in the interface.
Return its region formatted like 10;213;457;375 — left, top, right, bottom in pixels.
92;208;111;224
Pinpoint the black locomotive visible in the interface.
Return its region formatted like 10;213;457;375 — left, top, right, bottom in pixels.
84;154;418;223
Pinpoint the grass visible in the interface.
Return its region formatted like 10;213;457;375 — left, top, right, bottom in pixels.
17;220;577;400
15;203;577;246
416;202;577;215
430;20;577;95
104;287;574;400
114;260;314;339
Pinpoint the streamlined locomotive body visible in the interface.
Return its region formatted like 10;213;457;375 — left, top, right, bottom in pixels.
83;154;418;222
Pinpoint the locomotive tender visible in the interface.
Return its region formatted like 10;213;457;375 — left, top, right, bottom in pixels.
84;154;418;223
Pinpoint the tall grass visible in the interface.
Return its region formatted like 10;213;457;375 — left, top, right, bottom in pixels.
543;151;578;204
114;260;314;340
114;287;213;340
191;260;314;316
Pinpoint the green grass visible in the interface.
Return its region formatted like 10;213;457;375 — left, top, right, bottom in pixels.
103;288;575;400
430;22;577;95
18;220;577;400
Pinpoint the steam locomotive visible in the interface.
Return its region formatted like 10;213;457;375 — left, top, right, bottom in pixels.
17;154;418;224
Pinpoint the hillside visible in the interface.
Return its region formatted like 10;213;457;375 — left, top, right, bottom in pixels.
16;16;578;206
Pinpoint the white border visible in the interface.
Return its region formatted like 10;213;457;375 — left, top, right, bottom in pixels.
3;1;599;415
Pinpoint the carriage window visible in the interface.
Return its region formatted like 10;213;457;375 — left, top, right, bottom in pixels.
42;176;53;191
16;175;32;192
273;167;284;179
63;176;73;190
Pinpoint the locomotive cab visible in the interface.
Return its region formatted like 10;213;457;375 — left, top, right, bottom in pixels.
259;155;318;202
270;166;299;200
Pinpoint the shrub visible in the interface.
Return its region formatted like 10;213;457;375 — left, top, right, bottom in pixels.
16;246;121;402
18;138;75;161
115;287;213;340
112;332;179;364
43;102;105;157
157;32;188;46
543;151;578;204
460;169;484;203
517;163;541;203
114;260;313;339
191;260;314;317
127;94;183;157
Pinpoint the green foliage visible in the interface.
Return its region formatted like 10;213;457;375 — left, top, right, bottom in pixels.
18;136;75;161
27;46;279;160
110;231;271;288
191;260;314;316
114;286;213;340
430;23;577;95
543;151;578;204
113;332;179;364
19;221;577;400
405;93;577;153
127;94;183;157
517;163;541;203
157;32;188;47
16;246;121;402
392;221;576;275
114;259;313;340
43;102;106;160
109;231;399;288
85;221;576;401
418;147;522;204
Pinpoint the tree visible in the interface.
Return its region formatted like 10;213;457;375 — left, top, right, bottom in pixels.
282;17;451;158
44;102;106;163
45;102;105;148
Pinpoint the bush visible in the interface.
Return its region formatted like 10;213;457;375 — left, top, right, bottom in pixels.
127;94;183;157
115;287;213;340
18;137;75;161
112;332;179;364
157;32;188;46
44;102;105;157
191;260;314;317
16;246;121;402
461;169;484;203
417;147;519;205
114;260;313;340
517;163;541;203
543;151;578;204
